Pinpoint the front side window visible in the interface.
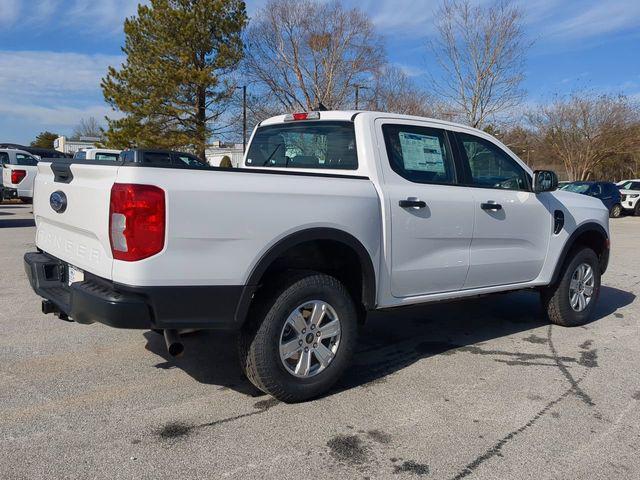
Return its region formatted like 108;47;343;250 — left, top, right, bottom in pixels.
382;124;456;184
458;133;529;191
15;153;38;166
246;121;358;170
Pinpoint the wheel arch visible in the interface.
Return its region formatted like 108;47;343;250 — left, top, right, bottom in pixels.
550;222;609;285
234;228;377;325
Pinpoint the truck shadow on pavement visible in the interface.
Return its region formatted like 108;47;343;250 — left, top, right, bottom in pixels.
0;218;35;228
143;285;635;398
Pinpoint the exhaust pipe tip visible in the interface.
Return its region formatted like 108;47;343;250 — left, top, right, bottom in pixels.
163;329;184;357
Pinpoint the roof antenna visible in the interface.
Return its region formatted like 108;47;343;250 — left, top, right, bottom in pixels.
315;102;328;111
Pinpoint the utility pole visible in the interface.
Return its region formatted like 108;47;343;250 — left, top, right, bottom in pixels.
354;84;368;110
237;85;247;152
241;85;247;153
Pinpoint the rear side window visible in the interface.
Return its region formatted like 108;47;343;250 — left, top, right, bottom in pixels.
74;151;87;159
15;153;38;166
457;133;529;191
382;124;456;184
0;152;9;165
246;121;358;170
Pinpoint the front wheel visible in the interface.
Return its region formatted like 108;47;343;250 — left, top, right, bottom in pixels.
634;202;640;217
610;204;622;218
239;273;358;402
541;247;601;327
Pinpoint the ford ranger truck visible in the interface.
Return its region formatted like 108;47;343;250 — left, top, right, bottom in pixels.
24;111;610;402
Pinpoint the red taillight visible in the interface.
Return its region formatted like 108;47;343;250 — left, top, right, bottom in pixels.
292;112;309;120
11;169;26;184
109;183;165;261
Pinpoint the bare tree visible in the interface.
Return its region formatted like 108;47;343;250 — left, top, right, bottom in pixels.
428;0;528;128
243;0;385;111
366;66;437;117
528;93;640;181
73;117;102;139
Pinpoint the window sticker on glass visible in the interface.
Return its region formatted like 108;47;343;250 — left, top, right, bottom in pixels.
398;132;445;173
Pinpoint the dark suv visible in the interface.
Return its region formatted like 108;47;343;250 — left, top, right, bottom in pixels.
561;181;623;218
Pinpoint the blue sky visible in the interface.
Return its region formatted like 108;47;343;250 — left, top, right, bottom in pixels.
0;0;639;144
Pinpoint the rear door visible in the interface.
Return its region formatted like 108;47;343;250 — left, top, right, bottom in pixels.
453;132;551;288
33;161;119;279
376;120;475;297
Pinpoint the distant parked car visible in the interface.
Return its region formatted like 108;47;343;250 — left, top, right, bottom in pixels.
0;148;39;203
74;148;121;161
119;149;208;167
0;143;71;160
562;181;623;218
617;179;640;216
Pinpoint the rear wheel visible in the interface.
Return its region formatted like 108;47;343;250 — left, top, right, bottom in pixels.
541;247;601;327
239;272;358;402
610;204;622;218
634;201;640;217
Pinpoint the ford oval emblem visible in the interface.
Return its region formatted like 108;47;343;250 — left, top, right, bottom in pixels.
50;191;67;213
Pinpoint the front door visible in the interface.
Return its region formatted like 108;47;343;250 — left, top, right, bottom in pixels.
453;132;551;288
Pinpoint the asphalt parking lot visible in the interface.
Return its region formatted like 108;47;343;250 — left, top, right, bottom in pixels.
1;203;639;480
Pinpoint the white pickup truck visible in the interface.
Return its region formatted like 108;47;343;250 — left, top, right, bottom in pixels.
1;148;40;202
24;111;610;402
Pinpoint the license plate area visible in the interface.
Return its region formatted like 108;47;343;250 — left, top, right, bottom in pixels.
67;264;85;286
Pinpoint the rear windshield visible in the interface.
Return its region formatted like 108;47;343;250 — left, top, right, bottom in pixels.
245;121;358;170
14;153;38;166
94;152;119;161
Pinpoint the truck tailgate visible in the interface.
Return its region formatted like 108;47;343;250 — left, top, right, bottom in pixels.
33;162;118;279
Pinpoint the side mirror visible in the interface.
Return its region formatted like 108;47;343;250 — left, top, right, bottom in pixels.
533;170;558;193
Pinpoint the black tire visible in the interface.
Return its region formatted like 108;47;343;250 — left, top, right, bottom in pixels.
541;247;601;327
634;202;640;217
239;272;358;402
609;204;622;218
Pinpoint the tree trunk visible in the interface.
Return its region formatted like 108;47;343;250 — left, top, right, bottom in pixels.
195;85;207;160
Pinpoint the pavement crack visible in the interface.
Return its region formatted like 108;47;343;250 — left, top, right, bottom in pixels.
546;325;595;406
449;375;586;480
157;398;279;441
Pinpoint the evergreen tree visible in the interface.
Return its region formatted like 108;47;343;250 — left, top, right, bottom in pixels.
102;0;246;159
31;131;58;149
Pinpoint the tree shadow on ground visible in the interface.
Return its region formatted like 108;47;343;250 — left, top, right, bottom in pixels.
143;285;635;398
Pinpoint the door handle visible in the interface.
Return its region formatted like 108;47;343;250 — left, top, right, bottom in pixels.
481;202;502;211
399;198;426;209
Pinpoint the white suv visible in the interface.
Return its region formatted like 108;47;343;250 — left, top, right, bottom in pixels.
618;179;640;215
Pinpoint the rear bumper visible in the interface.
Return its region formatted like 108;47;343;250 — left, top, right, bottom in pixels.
2;187;17;199
24;251;253;330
